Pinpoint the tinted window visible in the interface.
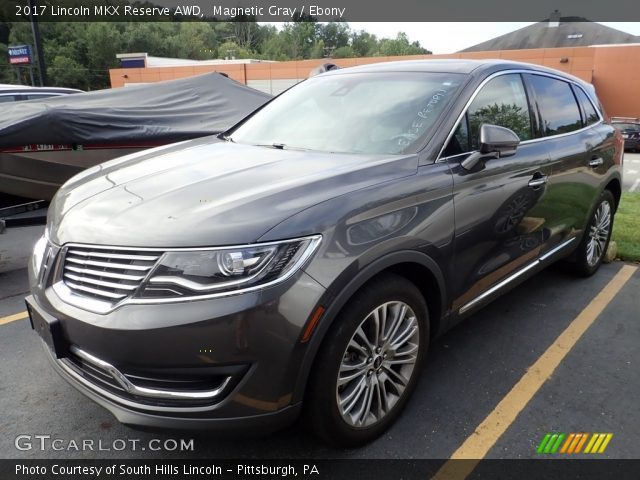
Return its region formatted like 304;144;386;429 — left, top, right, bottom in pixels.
25;94;59;100
443;116;470;157
528;75;582;136
573;87;599;126
467;74;532;150
0;95;17;103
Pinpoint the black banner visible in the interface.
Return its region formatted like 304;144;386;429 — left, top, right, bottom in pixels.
3;0;640;22
1;459;640;480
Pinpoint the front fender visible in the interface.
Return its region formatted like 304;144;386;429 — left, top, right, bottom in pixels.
292;249;448;404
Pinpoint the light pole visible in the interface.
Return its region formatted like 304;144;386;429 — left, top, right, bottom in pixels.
27;0;47;86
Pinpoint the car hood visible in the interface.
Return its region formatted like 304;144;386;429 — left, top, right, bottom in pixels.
49;138;418;247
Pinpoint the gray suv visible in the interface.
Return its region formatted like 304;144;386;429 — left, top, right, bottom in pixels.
27;60;623;446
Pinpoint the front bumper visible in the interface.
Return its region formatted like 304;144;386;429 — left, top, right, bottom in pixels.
26;266;325;431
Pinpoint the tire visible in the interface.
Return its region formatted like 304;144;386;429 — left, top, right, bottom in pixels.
304;273;429;447
571;189;615;277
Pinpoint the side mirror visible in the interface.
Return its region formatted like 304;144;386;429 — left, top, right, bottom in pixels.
461;124;521;170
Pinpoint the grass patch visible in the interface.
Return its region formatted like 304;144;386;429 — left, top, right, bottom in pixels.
612;192;640;262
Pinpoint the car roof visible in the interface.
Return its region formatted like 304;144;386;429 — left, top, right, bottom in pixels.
0;84;82;94
323;59;591;88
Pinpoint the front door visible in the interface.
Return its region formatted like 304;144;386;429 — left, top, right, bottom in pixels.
441;73;555;315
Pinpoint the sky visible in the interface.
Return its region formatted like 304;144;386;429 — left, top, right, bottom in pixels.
349;23;640;53
266;22;640;54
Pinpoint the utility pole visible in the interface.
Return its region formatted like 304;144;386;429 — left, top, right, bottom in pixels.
28;0;47;86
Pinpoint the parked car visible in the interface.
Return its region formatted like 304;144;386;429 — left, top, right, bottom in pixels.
0;84;82;102
26;60;623;447
611;117;640;152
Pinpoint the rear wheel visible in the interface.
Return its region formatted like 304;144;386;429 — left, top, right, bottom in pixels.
304;274;428;447
571;189;615;276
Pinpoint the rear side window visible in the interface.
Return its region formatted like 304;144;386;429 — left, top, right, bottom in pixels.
467;74;532;149
573;86;600;126
527;75;582;136
0;95;17;103
25;94;59;100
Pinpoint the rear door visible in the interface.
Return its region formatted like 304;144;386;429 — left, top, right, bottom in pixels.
441;73;555;314
523;74;606;255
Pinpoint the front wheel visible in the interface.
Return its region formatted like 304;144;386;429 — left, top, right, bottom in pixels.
571;189;615;276
304;274;429;447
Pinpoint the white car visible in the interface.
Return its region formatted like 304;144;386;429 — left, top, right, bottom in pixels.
0;84;82;103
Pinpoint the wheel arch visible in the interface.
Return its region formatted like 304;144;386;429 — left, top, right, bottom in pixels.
604;177;622;211
293;250;448;404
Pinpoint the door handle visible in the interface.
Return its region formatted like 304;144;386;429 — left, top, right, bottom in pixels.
589;157;604;167
528;175;548;188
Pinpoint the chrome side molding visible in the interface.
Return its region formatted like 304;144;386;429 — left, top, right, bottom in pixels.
459;237;577;315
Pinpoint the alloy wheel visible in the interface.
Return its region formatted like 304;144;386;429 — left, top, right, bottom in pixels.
586;200;611;267
336;301;420;428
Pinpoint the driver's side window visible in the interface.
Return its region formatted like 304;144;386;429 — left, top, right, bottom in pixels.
444;74;532;156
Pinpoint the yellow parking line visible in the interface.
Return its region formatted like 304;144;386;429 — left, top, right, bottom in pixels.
0;311;28;326
433;264;637;480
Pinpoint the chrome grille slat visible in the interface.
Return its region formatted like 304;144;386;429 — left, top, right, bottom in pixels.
65;265;145;282
60;245;163;304
65;257;154;271
64;280;128;300
64;273;139;291
67;249;159;262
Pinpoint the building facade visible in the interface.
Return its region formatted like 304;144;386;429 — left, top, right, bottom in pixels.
109;44;640;118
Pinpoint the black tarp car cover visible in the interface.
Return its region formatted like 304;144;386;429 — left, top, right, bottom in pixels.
0;73;272;149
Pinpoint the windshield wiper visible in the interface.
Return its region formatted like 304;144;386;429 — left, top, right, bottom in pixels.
253;143;311;151
252;143;285;149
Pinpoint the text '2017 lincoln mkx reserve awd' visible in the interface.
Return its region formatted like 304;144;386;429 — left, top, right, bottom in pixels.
27;60;623;446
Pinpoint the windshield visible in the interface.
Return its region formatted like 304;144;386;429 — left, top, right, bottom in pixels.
229;72;464;155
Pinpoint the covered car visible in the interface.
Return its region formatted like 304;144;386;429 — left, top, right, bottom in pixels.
0;73;272;200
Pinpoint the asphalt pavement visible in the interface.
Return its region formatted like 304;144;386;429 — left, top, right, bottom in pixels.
0;262;638;460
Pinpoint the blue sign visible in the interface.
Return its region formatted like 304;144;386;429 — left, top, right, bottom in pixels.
8;45;32;65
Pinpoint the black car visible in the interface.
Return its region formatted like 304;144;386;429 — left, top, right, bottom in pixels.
27;60;623;446
611;119;640;152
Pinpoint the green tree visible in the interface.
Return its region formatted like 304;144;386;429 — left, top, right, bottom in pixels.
281;17;318;59
218;41;252;60
173;22;217;59
351;31;378;57
319;22;350;52
48;55;87;89
333;46;357;58
378;32;430;56
0;21;432;88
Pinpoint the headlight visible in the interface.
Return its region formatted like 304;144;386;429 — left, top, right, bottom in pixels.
136;235;322;299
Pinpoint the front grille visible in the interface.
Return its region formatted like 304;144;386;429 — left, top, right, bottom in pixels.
61;246;161;303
